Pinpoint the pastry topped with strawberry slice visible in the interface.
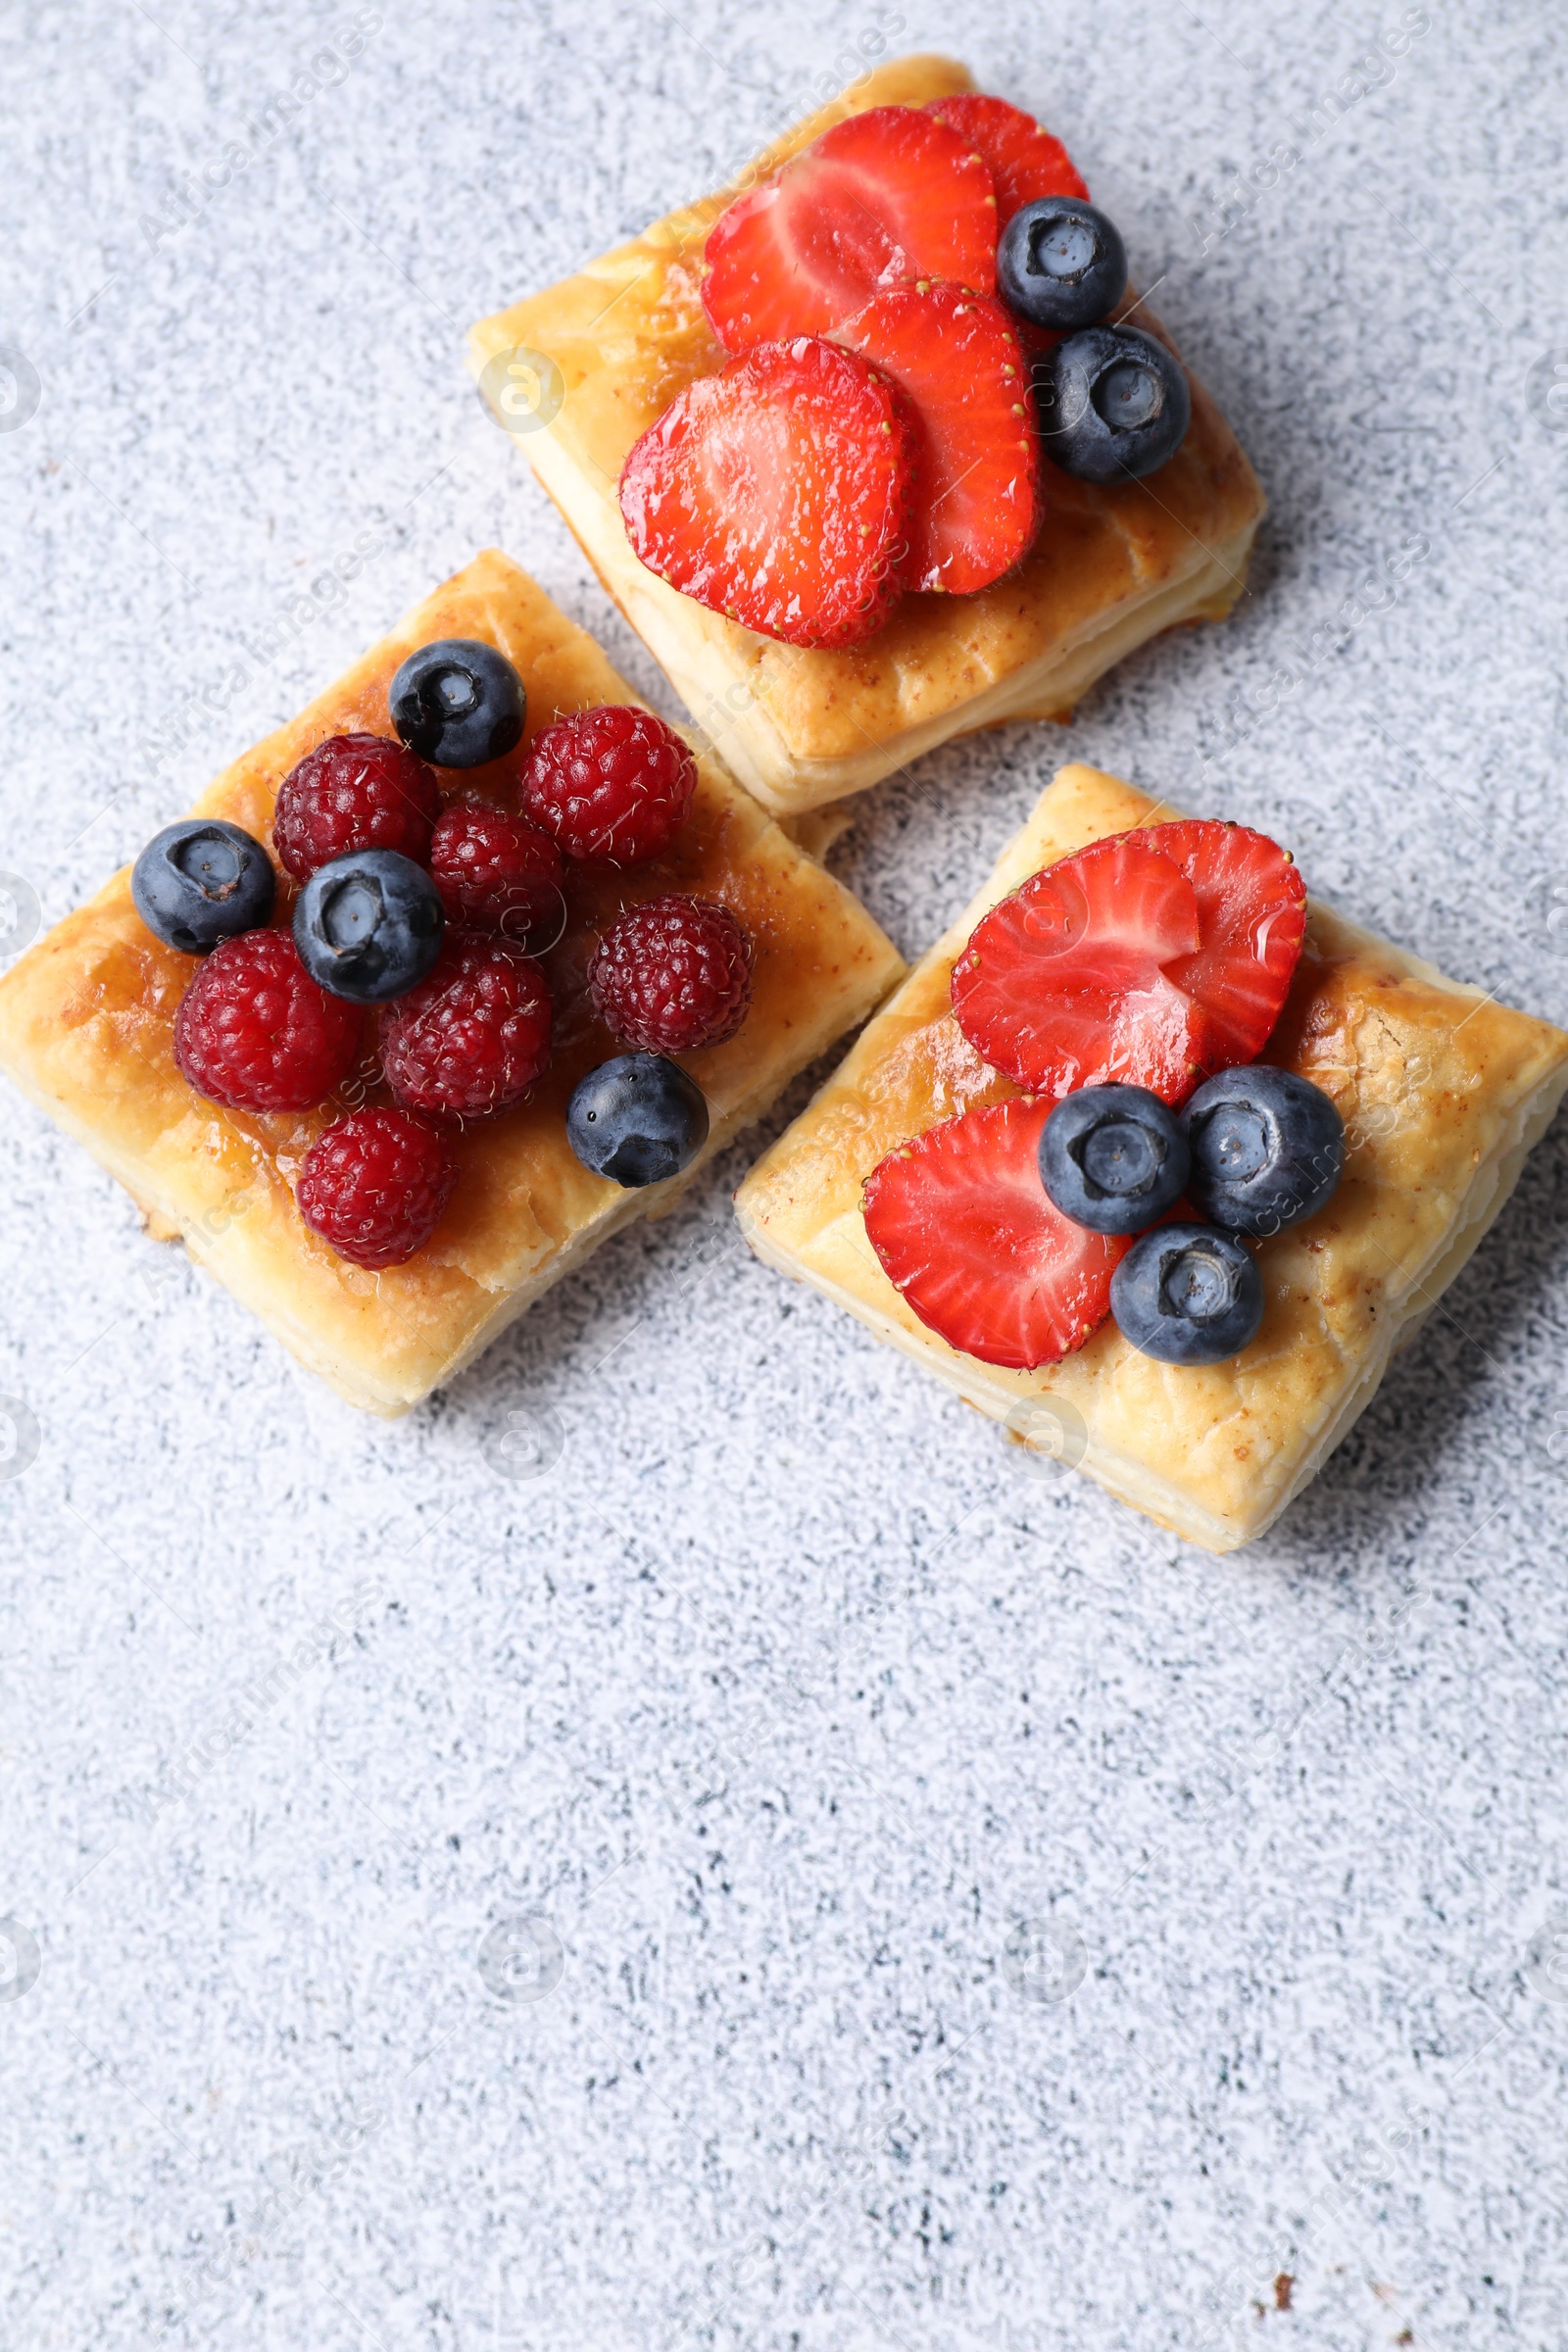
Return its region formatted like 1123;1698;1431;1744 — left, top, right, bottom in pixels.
471;57;1266;815
620;92;1113;643
735;761;1568;1550
864;816;1310;1370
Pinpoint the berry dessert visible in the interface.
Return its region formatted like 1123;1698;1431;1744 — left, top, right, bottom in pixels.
470;54;1265;814
736;762;1568;1550
858;811;1324;1372
0;553;905;1415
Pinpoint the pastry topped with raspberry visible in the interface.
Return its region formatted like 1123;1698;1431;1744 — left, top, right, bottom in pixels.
0;554;905;1414
473;55;1265;813
122;615;763;1269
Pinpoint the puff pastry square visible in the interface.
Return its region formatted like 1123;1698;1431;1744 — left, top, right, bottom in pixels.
735;763;1568;1550
0;552;905;1417
467;54;1266;818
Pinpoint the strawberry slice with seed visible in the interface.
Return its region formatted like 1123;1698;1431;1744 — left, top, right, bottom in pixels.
863;1097;1128;1369
702;105;997;352
925;93;1089;233
951;823;1306;1102
1153;820;1307;1067
618;336;912;650
831;283;1041;595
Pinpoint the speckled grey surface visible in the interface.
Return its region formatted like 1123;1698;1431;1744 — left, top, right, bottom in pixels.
4;2;1568;2347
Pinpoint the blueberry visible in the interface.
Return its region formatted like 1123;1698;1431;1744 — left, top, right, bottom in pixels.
1182;1066;1345;1237
1110;1223;1264;1364
998;197;1127;333
1039;1084;1190;1234
1035;323;1191;483
389;638;526;769
565;1053;709;1187
131;818;275;955
293;849;445;1003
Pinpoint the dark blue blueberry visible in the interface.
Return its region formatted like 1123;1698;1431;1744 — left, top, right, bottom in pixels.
998;197;1127;333
565;1053;709;1187
1182;1066;1345;1237
293;849;444;1003
389;638;526;769
131;818;275;955
1035;323;1191;483
1039;1084;1190;1234
1110;1223;1264;1365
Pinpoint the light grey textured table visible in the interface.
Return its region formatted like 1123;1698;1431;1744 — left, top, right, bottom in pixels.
3;3;1567;2347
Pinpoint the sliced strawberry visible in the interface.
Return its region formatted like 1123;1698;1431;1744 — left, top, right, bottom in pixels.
862;1097;1128;1370
702;106;997;352
1154;821;1307;1066
618;337;911;650
951;823;1307;1102
952;832;1203;1100
831;285;1040;595
925;94;1089;233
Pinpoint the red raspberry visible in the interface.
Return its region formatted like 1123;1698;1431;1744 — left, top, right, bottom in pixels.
588;893;754;1054
272;733;442;881
428;800;564;936
378;934;553;1118
173;929;361;1111
519;706;696;865
296;1107;458;1269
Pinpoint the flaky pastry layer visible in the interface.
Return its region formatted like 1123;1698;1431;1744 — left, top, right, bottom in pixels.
734;763;1568;1549
467;55;1267;815
0;552;905;1416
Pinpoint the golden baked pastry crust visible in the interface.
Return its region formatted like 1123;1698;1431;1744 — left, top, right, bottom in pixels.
467;56;1267;814
0;552;905;1417
734;763;1568;1550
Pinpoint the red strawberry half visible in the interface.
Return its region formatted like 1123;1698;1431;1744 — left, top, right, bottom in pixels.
862;1097;1128;1370
702;106;997;352
951;822;1306;1102
1156;821;1308;1068
925;94;1089;233
618;337;912;649
831;284;1040;595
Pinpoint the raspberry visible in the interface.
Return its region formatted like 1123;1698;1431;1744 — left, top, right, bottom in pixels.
296;1107;458;1269
173;928;362;1111
588;893;754;1054
519;706;696;865
428;799;564;936
272;732;442;882
378;934;553;1118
